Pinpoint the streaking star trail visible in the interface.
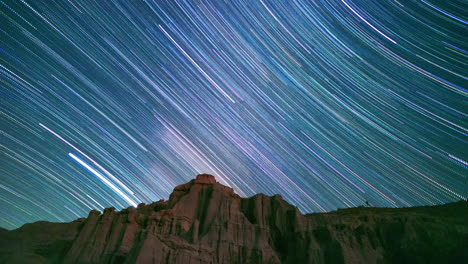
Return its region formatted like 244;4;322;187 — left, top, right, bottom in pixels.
68;153;138;208
1;0;467;229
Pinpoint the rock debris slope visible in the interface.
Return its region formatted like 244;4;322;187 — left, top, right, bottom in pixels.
0;174;466;263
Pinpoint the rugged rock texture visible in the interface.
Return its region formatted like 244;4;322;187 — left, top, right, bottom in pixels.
0;174;466;264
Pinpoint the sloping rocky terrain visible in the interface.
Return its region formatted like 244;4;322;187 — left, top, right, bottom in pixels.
0;174;466;263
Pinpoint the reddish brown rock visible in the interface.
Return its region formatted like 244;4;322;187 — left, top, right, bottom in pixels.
0;174;466;264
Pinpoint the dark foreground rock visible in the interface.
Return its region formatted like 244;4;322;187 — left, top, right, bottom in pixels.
0;174;466;263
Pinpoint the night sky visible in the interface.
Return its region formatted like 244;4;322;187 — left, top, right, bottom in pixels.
1;1;466;230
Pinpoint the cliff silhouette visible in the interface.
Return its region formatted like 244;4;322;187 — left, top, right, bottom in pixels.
0;174;466;263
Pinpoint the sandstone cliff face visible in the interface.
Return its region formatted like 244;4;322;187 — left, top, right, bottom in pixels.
0;174;466;264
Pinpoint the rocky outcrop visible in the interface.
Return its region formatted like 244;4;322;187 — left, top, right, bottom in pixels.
0;174;466;263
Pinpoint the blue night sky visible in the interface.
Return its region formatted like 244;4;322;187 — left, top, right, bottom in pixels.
1;0;466;229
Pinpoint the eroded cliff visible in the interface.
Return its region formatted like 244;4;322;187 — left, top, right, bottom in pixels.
0;174;466;264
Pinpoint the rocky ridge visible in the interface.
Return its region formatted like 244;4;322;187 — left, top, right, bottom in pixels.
0;174;466;263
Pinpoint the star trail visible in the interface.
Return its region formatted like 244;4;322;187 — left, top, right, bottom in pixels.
1;0;466;229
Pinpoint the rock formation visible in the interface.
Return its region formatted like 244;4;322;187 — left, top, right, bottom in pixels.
0;174;466;263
